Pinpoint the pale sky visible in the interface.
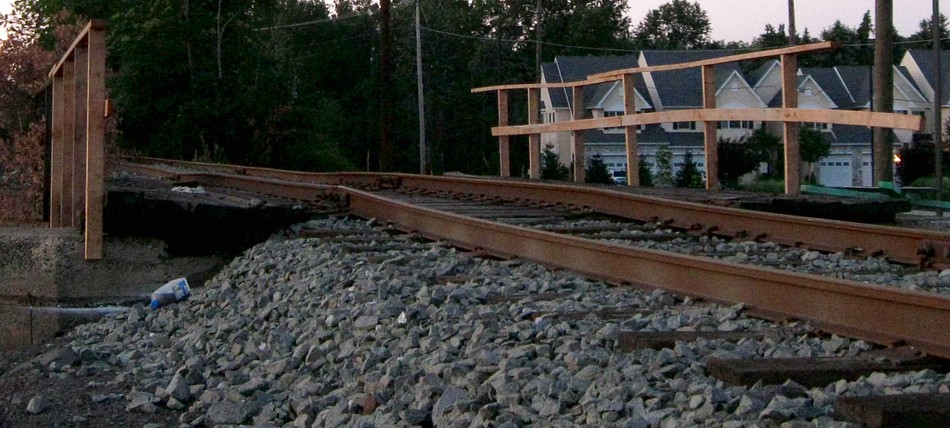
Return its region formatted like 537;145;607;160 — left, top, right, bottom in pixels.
1;1;947;43
628;0;950;43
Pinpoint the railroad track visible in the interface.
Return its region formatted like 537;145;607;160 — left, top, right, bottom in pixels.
113;158;950;424
116;158;950;354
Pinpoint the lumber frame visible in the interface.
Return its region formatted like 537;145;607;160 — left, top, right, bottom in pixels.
47;20;107;260
471;41;924;195
572;86;585;182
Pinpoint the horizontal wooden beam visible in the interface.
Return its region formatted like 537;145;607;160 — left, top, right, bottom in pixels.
490;108;923;137
589;41;839;80
471;41;838;94
49;19;107;78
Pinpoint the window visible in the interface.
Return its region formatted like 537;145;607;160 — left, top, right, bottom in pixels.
673;121;696;131
718;120;755;130
603;111;623;130
805;122;829;131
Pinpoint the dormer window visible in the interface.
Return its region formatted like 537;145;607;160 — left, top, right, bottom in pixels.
803;88;814;96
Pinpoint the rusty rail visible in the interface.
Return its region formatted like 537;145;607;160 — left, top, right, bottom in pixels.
116;161;950;359
122;158;950;267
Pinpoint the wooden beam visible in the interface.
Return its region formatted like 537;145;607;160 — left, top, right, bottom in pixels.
497;90;510;177
72;47;88;229
589;41;838;80
50;75;64;228
528;88;541;179
491;108;922;137
623;73;639;187
572;86;585;183
84;26;106;260
702;65;719;190
782;53;801;195
472;42;839;94
48;20;106;78
61;59;75;226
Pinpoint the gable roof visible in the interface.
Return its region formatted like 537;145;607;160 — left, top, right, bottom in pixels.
904;50;950;104
541;54;645;110
802;67;855;109
747;60;779;89
640;50;744;108
834;66;872;107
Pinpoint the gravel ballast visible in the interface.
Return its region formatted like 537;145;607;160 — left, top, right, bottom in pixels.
3;217;950;427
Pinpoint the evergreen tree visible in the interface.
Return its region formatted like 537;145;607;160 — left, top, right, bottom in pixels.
633;0;711;49
654;147;674;188
675;150;703;188
585;154;613;185
638;155;654;187
718;137;767;188
541;144;569;180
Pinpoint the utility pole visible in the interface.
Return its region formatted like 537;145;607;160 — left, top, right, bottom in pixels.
536;0;543;81
934;0;943;215
872;0;894;186
787;0;797;45
415;0;428;174
379;0;394;172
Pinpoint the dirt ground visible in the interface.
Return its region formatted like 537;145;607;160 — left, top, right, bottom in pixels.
0;337;182;427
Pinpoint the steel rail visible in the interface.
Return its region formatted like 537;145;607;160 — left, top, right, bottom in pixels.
116;164;950;358
120;158;950;267
347;187;950;359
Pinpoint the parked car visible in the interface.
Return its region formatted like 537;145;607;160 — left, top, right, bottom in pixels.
611;170;627;185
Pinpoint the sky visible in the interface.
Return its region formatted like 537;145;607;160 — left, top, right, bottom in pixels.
628;0;950;43
0;1;948;43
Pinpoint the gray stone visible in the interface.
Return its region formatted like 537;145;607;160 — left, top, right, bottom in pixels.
207;400;248;425
165;371;192;403
734;395;765;417
26;395;46;414
433;386;466;424
354;315;379;330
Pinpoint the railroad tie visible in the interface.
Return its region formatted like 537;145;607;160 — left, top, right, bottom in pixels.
834;393;950;428
707;348;948;388
617;328;801;352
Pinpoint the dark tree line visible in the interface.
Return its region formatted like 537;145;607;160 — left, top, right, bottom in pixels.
1;0;946;177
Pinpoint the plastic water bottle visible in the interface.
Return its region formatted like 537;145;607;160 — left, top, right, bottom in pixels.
150;278;191;309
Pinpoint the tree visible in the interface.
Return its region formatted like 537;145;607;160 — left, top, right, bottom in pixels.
718;137;768;188
675;150;703;188
907;14;950;49
541;144;569;180
638;154;654;187
752;24;789;50
746;128;782;178
585;154;613;184
654;147;674;187
633;0;711;49
800;127;831;164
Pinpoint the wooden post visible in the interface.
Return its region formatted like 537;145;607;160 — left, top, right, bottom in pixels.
872;0;894;185
50;75;65;228
72;47;88;228
84;25;106;260
528;87;541;179
781;53;801;195
702;65;719;190
62;59;75;226
623;74;639;186
498;90;510;177
572;86;586;183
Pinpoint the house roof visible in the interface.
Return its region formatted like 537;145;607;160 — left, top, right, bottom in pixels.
541;54;644;110
802;67;855;109
835;66;872;107
830;124;871;145
666;131;706;148
640;50;744;108
766;75;810;107
904;49;950;104
582;124;669;145
746;60;778;88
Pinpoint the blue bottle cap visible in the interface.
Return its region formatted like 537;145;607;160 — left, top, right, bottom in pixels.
149;299;160;310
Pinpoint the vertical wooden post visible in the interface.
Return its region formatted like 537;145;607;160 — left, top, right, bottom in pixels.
50;75;65;228
623;74;639;187
702;65;719;190
497;90;510;177
572;86;586;183
61;59;75;226
85;25;106;260
528;87;541;179
72;47;88;228
781;53;801;195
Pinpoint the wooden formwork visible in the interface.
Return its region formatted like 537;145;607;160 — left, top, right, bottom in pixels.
48;20;107;260
472;42;923;194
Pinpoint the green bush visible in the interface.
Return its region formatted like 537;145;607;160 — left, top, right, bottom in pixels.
741;178;785;194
